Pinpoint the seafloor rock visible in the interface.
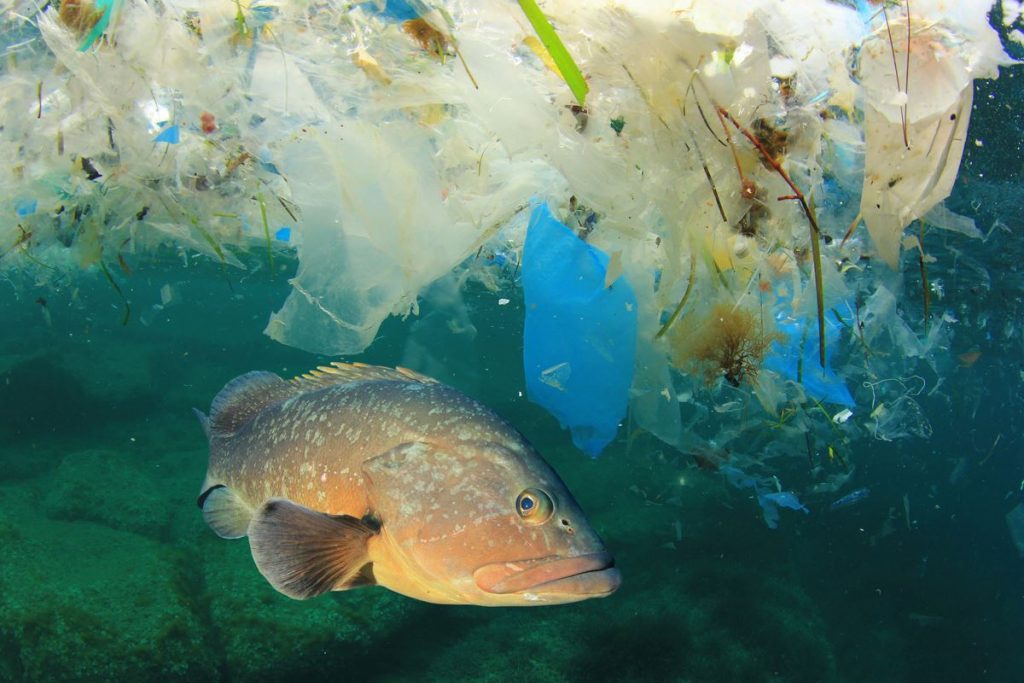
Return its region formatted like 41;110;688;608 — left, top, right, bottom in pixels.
197;531;417;681
0;486;214;682
43;448;174;539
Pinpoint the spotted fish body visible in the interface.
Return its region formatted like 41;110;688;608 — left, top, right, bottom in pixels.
197;363;620;606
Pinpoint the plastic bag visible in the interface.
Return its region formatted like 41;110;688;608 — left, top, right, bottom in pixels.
522;202;637;457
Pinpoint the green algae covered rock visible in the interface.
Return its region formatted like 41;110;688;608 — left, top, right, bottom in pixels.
43;449;174;539
0;487;214;682
0;445;421;682
198;533;417;681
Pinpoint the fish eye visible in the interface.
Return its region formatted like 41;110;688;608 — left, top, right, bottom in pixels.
515;488;553;524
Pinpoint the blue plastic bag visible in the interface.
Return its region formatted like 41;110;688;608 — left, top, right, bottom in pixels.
764;304;854;407
522;202;637;457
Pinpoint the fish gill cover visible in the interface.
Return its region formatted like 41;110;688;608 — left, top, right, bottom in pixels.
0;0;1021;516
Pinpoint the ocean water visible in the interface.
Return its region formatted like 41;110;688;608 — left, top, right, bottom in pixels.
3;4;1024;683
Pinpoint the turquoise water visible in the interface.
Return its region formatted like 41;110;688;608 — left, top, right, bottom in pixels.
4;150;1024;680
3;6;1024;682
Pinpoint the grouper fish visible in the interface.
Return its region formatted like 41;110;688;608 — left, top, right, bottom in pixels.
196;362;621;606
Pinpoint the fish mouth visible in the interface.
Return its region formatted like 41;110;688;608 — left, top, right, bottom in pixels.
473;552;621;599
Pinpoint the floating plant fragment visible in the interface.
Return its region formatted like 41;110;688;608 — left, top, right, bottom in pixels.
516;0;588;106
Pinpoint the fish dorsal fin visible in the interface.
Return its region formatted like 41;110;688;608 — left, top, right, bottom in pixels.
291;362;438;390
248;498;379;599
209;371;296;437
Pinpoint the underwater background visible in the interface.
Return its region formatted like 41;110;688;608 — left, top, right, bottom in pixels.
3;4;1024;683
3;71;1024;682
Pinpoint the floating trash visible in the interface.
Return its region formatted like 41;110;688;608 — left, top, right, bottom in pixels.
0;0;1016;468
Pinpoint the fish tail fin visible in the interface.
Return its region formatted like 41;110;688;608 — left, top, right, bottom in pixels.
198;485;254;539
248;498;379;599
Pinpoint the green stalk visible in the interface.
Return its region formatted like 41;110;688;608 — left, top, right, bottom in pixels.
98;258;130;326
517;0;588;106
258;192;274;277
655;251;697;339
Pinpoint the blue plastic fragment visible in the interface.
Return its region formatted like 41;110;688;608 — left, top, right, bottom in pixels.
249;3;279;27
78;0;119;52
153;125;180;144
830;487;870;511
721;465;809;529
758;491;809;529
722;465;757;489
522;202;637;458
274;227;292;242
257;147;280;175
14;199;37;217
764;303;854;407
362;0;421;21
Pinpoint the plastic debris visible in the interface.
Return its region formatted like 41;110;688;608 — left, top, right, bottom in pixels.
153;125;180;144
759;491;810;530
722;466;809;529
14;199;37;217
869;395;933;442
765;306;855;407
0;0;1017;476
832;408;854;424
76;0;121;52
522;202;637;457
830;487;871;511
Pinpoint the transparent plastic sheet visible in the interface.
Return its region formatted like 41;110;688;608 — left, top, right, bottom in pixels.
862;376;933;441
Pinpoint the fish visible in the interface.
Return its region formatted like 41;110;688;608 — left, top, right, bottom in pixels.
195;362;621;606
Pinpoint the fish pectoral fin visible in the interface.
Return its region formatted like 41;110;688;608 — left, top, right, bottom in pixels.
248;498;378;600
199;485;253;539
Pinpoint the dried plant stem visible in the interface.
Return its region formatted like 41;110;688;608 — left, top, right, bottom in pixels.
624;67;728;224
840;210;862;247
715;107;747;186
684;97;728;222
904;1;911;145
917;220;930;324
453;43;479;90
882;3;910;149
98;257;130;326
655;250;697;339
257;192;274;278
716;106;827;368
